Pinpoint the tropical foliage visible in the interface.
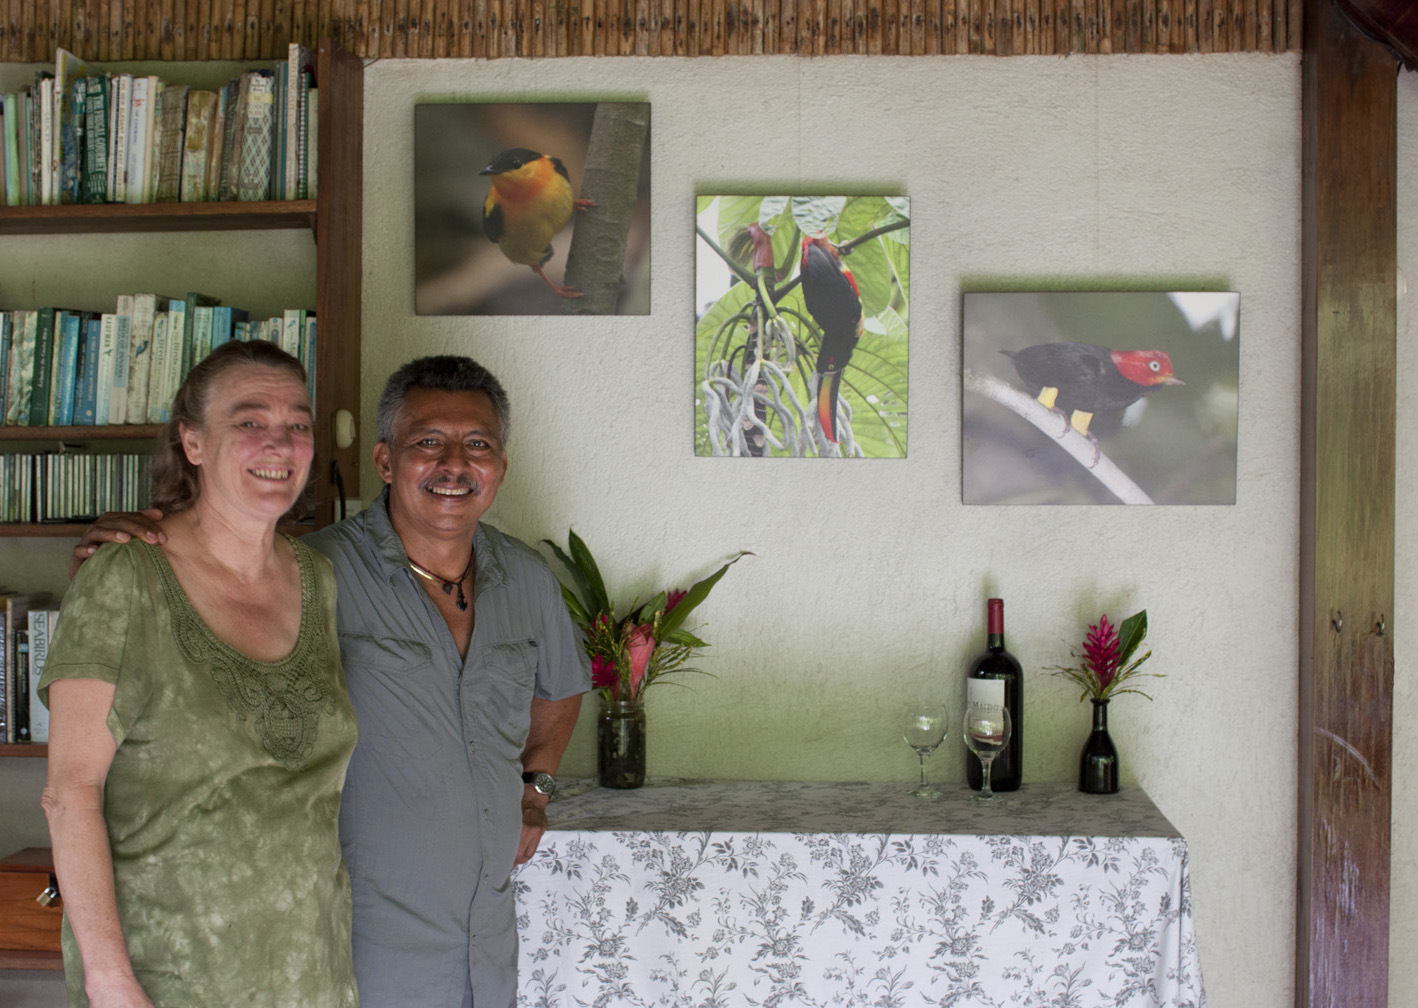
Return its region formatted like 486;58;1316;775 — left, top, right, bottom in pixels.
695;195;911;458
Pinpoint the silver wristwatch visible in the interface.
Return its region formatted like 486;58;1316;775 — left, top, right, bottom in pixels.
522;771;556;797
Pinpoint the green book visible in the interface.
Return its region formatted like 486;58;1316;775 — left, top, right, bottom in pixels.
27;307;56;425
82;75;109;204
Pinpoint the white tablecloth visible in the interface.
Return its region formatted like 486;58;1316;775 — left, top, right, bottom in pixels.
515;780;1205;1007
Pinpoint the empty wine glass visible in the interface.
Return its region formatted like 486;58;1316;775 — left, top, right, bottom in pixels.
902;704;949;798
963;702;1012;801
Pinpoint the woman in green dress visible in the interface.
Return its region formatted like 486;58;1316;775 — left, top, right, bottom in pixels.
39;340;358;1008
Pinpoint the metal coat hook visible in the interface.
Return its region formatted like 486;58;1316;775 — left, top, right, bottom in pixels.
1375;615;1386;636
1331;611;1343;633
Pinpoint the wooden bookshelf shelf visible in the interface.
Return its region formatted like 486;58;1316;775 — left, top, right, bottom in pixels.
0;948;62;969
0;744;48;757
0;425;161;441
0;200;317;235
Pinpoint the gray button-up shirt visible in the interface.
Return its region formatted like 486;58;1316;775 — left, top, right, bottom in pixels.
305;489;589;1008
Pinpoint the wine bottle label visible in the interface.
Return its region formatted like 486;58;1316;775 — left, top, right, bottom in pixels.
967;678;1005;707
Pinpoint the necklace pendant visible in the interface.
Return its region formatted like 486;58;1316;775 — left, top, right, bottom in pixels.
441;582;454;596
456;585;468;611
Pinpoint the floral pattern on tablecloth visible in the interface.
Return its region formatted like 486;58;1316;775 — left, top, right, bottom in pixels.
516;781;1205;1008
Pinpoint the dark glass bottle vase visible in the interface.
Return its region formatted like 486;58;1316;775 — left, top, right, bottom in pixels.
598;698;646;789
1078;699;1119;794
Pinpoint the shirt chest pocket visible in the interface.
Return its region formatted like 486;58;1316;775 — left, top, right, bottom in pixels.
473;639;538;748
338;632;444;759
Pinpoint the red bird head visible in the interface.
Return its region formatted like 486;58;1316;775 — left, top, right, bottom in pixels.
1108;349;1184;388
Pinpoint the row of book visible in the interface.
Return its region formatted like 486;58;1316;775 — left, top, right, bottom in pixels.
1;42;318;207
0;591;58;744
1;451;151;524
0;295;318;428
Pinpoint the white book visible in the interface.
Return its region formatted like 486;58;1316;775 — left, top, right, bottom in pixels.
280;308;305;359
109;74;132;202
38;76;54;205
284;43;314;200
107;295;134;424
160;301;188;420
145;311;170;424
27;607;59;743
125;76;153;205
95;313;118;424
125;293;168;424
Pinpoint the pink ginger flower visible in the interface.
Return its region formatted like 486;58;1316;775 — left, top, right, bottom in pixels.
626;624;656;698
1082;615;1121;694
665;589;688;612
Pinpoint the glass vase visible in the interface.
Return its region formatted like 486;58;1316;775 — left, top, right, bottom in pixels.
598;698;646;789
1078;699;1119;794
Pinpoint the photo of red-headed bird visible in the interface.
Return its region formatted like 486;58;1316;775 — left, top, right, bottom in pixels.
800;236;864;443
1001;341;1184;440
481;147;594;298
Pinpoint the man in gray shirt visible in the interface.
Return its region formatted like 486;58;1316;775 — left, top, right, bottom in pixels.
73;356;590;1008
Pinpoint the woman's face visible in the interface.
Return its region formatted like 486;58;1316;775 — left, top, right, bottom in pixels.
179;364;315;522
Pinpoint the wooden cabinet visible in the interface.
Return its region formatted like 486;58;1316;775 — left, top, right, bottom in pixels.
0;40;363;535
0;847;61;969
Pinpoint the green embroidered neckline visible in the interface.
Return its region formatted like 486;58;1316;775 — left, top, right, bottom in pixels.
147;538;337;771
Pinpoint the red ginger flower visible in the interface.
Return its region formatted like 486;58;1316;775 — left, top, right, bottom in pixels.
665;589;688;612
1082;615;1120;693
591;655;619;695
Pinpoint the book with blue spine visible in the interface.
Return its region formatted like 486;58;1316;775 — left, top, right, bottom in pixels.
210;305;248;349
74;315;101;425
50;309;84;424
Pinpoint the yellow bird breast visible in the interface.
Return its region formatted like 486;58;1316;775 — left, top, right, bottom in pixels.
483;160;576;267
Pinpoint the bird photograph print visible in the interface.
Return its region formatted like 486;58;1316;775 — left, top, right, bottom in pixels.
696;195;910;458
962;291;1239;505
414;101;650;315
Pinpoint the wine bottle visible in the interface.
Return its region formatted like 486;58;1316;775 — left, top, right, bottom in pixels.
965;598;1023;791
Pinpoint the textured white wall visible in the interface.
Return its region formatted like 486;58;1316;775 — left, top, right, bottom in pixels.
362;54;1301;1008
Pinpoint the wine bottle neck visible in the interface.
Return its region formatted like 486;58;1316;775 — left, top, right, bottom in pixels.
987;633;1006;650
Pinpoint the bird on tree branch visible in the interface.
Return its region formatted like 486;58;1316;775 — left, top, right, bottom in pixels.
800;236;863;444
1001;341;1184;444
481;147;595;298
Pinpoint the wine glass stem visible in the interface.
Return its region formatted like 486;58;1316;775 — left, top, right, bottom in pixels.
980;756;994;797
918;753;928;789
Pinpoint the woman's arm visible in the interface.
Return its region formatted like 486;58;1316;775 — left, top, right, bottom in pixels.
40;678;155;1008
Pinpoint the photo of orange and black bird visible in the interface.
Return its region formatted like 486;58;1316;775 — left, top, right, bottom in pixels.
1001;341;1185;440
800;236;863;444
480;147;594;298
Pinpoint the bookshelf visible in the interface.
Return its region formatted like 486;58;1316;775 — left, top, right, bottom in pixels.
0;40;363;535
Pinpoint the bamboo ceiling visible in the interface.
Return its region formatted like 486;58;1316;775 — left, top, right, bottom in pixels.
2;0;1301;61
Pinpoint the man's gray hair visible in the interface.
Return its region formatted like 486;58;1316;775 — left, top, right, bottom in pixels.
375;356;512;448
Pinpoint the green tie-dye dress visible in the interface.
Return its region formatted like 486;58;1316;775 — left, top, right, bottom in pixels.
38;538;359;1008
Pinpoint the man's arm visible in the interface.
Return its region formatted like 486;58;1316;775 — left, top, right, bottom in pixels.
515;693;583;865
68;509;167;580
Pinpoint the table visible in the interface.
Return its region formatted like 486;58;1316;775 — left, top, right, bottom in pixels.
515;780;1205;1007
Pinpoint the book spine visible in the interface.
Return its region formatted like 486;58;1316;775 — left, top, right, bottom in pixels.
108;313;131;425
59;77;85;204
83;76;109;204
73;316;98;426
124;76;151;205
28;307;56;425
110;74;132;203
28;610;52;744
236;72;274;202
0;312;11;419
125;294;162;424
154;84;188;203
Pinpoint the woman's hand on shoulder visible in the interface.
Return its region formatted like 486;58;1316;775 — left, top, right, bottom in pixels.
69;509;167;581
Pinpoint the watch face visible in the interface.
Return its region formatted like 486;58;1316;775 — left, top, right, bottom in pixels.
526;771;556;795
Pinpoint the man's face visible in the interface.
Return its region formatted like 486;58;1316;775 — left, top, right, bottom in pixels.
373;387;508;541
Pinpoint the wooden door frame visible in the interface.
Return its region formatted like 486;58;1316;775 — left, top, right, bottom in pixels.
1299;1;1398;1005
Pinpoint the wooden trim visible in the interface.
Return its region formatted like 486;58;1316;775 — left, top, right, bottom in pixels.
0;0;1304;56
1298;1;1397;1006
